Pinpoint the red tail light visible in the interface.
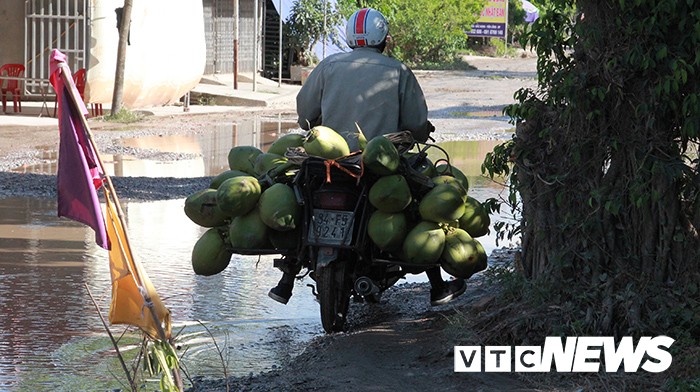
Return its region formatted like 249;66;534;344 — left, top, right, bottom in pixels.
314;190;356;210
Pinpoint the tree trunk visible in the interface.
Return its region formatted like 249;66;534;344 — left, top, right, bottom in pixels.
111;0;133;115
511;1;700;334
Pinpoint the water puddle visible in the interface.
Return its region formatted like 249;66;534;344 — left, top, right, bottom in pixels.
0;197;321;391
11;118;300;177
0;119;517;390
450;110;505;118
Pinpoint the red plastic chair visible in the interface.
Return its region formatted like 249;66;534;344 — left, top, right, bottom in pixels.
0;63;25;113
72;68;103;117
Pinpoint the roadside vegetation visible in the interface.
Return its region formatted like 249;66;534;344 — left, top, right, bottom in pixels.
479;0;700;388
337;0;534;67
103;108;144;124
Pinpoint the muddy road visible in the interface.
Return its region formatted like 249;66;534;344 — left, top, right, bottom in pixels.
186;54;540;391
0;54;537;175
0;54;544;391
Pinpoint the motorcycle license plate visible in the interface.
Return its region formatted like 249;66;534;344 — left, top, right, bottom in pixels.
309;209;354;246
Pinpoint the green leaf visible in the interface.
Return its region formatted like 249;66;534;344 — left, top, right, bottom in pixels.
656;45;667;60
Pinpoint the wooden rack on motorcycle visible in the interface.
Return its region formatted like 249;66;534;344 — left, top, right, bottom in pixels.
187;129;489;333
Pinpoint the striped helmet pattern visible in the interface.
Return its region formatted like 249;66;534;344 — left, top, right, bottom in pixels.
345;8;388;48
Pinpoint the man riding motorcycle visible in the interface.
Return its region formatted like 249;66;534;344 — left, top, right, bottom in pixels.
269;7;466;307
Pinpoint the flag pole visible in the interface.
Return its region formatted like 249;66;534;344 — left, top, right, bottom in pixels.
57;63;183;390
85;283;137;391
57;62;167;339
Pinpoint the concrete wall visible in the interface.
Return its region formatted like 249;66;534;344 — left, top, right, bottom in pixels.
239;0;257;74
0;2;27;66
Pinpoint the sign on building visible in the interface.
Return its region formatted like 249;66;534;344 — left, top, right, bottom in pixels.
469;0;508;39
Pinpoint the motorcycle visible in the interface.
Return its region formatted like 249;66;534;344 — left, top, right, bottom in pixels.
224;132;444;333
274;150;435;333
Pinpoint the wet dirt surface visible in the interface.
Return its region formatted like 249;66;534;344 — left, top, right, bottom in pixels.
0;54;558;391
188;254;545;392
0;54;538;176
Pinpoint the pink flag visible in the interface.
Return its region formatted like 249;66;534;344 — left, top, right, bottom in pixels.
50;49;110;250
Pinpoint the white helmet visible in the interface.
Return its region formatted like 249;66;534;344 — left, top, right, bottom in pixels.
345;8;389;49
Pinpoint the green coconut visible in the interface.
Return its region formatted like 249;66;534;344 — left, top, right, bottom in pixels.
432;175;468;201
191;228;233;276
362;136;400;175
228;209;269;249
440;228;488;279
258;183;301;231
303;125;351;159
355;126;368;150
184;188;230;227
216;176;261;217
367;211;407;252
368;174;412;213
227;146;263;175
458;196;490;238
254;152;289;177
268;133;305;156
209;169;249;189
402;221;446;264
435;164;469;193
418;183;466;223
269;227;301;250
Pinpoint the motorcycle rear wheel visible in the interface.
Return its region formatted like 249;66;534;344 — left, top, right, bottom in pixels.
317;261;350;333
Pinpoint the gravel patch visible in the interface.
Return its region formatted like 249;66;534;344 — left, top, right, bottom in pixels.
0;171;211;201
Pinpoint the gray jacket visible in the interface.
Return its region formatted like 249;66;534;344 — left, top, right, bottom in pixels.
296;47;430;151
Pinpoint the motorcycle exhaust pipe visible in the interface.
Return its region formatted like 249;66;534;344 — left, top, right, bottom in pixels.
354;276;379;297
